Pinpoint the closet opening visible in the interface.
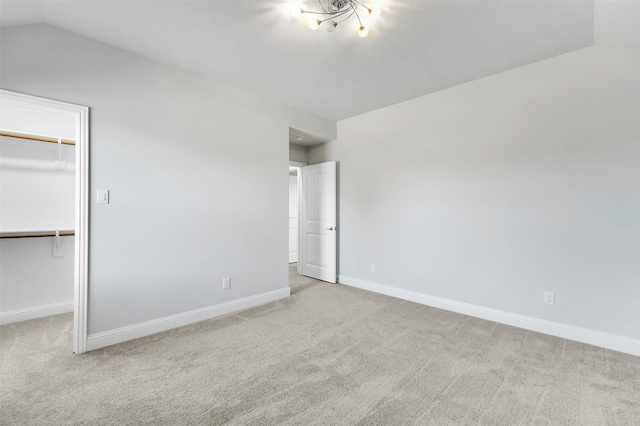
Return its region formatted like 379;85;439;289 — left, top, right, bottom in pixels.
0;90;89;354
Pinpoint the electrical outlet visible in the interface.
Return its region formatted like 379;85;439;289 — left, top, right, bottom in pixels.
371;263;376;272
222;277;230;290
543;291;555;305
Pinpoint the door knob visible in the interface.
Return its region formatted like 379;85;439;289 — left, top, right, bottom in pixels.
326;227;335;231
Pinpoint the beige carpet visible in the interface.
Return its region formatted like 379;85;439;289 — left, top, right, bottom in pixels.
1;265;639;425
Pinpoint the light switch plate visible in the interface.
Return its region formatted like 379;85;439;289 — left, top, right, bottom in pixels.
97;189;109;204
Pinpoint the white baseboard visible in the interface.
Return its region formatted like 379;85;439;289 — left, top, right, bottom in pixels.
87;287;291;351
0;300;73;325
339;275;640;357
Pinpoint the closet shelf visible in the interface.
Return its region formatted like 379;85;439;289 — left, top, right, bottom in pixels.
0;230;75;239
0;130;76;146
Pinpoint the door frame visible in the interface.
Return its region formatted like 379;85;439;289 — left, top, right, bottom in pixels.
1;90;90;354
289;161;306;275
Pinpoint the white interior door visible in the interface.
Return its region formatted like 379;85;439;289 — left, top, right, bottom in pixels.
301;161;336;283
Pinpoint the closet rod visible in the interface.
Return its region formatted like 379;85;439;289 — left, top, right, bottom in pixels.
0;231;75;239
0;130;76;146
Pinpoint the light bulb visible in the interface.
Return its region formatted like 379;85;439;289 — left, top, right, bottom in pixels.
308;18;320;31
290;4;303;17
358;26;369;38
368;6;381;17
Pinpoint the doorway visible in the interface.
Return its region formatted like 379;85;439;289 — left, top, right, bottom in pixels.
0;90;89;354
288;159;337;284
288;127;337;284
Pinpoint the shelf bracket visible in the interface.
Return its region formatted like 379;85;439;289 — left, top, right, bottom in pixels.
54;138;66;171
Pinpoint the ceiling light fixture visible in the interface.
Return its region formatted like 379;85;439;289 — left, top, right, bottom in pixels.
290;0;380;38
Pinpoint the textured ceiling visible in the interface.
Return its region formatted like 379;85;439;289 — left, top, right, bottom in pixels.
0;1;594;121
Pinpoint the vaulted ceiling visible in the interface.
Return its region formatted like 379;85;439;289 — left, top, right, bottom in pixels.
0;1;594;121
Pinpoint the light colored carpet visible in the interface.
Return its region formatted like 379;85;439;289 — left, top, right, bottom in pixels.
1;265;639;425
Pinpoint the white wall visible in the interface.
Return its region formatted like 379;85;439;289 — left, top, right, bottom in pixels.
310;3;640;343
0;24;336;338
1;137;75;231
0;104;76;320
0;236;74;313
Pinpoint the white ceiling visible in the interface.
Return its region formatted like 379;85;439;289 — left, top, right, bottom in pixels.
0;1;594;122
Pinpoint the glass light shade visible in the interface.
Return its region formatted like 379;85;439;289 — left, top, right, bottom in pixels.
290;5;303;17
358;26;369;38
308;18;320;30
